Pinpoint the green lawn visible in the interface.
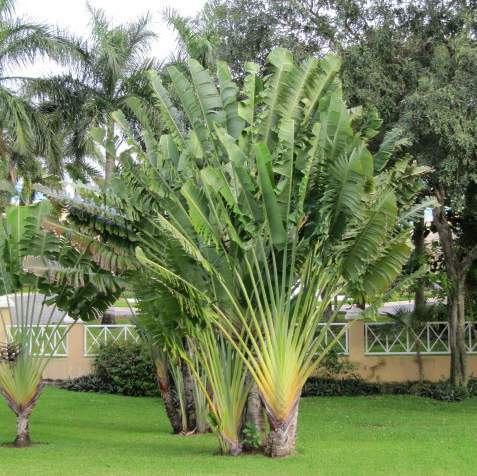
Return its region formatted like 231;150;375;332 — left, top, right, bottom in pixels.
1;388;476;476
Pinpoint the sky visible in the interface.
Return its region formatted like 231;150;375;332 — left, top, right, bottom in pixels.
11;0;207;77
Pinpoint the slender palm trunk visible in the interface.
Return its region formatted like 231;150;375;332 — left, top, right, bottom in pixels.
265;399;299;457
182;350;197;432
104;118;115;183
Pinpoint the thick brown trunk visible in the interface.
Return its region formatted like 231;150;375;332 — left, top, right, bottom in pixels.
265;400;299;458
413;218;427;317
155;360;183;434
449;285;467;386
14;412;31;448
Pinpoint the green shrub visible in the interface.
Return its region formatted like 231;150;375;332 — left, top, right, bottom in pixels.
302;377;380;397
241;422;261;450
410;381;470;402
63;342;158;397
303;377;475;401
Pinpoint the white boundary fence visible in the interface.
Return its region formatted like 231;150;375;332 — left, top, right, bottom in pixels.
365;321;477;355
317;323;349;354
8;321;477;360
7;325;69;357
84;325;140;356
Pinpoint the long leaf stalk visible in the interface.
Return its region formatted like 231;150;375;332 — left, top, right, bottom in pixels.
184;327;251;455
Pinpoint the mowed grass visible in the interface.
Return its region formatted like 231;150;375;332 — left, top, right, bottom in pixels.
1;388;477;476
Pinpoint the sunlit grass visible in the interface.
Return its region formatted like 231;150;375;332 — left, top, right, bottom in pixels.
1;387;476;475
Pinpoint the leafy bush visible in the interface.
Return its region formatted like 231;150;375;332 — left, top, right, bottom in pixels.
302;378;380;397
63;342;158;397
318;349;358;379
410;381;470;402
303;377;475;402
241;422;261;449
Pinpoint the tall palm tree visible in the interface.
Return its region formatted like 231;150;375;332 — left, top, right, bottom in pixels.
0;0;81;196
27;4;159;184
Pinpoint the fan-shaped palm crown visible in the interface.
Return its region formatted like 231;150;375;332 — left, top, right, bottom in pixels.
105;47;429;456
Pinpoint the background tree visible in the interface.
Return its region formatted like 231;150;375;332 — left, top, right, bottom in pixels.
26;3;159;184
0;0;83;203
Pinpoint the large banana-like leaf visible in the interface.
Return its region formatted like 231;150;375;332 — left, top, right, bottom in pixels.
217;61;244;139
148;71;186;149
258;48;294;147
255;143;286;245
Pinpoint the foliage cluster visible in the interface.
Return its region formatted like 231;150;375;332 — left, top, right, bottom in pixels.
303;377;474;402
63;342;158;397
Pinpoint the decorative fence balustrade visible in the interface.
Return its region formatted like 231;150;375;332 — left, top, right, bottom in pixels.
84;325;140;356
317;323;349;354
365;321;477;355
7;325;69;357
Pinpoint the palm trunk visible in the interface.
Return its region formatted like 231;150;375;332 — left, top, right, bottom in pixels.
104;118;115;183
227;440;242;456
244;381;266;448
93;118;111;315
3;382;44;448
155;359;183;434
265;399;299;457
182;350;197;432
14;411;31;448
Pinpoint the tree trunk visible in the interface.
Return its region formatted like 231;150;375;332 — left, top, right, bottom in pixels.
227;440;242;456
100;311;116;325
181;359;197;432
246;382;266;433
413;218;426;317
416;349;424;382
14;412;31;448
104;118;115;183
432;200;473;386
265;399;299;458
155;359;183;434
242;380;265;452
4;382;44;448
449;283;467;386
